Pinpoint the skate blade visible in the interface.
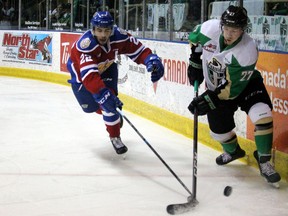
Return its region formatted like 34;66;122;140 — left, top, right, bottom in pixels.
269;182;280;189
263;178;280;189
120;153;127;160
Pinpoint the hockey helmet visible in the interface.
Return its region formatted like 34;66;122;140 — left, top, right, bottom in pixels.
90;11;114;29
221;5;248;29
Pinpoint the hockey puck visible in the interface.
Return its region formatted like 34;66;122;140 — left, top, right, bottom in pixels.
224;186;232;196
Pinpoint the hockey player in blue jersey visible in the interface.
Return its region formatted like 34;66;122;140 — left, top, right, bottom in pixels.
67;11;164;155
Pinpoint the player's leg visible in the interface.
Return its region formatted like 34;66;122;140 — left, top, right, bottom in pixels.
240;78;281;183
100;63;127;154
248;103;281;183
71;82;127;154
102;110;127;154
207;101;246;165
212;131;246;165
104;63;124;128
71;83;101;113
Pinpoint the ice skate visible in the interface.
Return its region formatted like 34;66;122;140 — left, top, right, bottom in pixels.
110;137;128;155
253;151;281;188
216;145;246;165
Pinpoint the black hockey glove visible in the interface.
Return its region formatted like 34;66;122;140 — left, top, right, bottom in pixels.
187;44;204;86
188;90;219;115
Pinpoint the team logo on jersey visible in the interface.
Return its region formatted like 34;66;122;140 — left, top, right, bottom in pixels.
80;38;91;49
203;43;216;52
207;58;226;86
98;59;113;73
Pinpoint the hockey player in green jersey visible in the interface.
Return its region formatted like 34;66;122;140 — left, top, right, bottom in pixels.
187;5;281;186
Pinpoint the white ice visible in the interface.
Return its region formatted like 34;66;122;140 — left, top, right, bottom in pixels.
0;76;287;216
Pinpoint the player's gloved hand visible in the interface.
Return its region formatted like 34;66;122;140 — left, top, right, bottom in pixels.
144;54;164;83
94;88;123;114
188;90;219;115
188;44;204;86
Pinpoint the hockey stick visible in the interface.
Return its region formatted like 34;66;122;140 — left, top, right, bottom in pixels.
116;108;192;196
166;80;199;215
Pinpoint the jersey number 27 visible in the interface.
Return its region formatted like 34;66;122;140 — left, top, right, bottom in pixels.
240;70;254;81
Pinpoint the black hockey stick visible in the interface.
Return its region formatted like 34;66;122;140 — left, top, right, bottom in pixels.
166;80;199;215
116;108;192;196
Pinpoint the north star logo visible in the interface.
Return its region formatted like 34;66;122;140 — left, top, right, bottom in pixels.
203;43;216;52
2;33;41;61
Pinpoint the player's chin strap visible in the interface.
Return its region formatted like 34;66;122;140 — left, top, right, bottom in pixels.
116;108;192;196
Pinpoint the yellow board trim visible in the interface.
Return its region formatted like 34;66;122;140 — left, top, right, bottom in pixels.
1;67;287;182
0;67;70;86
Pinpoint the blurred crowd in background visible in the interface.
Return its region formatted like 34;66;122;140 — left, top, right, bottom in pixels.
0;0;287;45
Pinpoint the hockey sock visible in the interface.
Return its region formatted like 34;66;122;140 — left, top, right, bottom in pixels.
106;123;121;138
220;135;238;154
255;133;273;156
254;121;273;156
102;110;121;138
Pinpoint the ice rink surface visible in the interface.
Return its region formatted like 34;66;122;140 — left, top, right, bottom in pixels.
0;76;287;216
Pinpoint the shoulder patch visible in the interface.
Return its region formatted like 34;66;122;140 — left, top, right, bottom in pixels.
76;30;98;53
80;38;91;49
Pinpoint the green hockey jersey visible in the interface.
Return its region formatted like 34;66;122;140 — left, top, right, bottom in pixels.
188;19;262;100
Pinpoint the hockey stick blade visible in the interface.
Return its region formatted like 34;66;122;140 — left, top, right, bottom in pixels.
166;197;198;215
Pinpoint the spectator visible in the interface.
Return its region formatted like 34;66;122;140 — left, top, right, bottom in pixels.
50;3;65;23
0;0;15;29
58;3;71;28
269;3;288;15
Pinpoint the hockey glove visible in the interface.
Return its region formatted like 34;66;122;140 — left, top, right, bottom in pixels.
187;44;204;86
188;89;219;115
144;54;164;83
94;88;123;114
